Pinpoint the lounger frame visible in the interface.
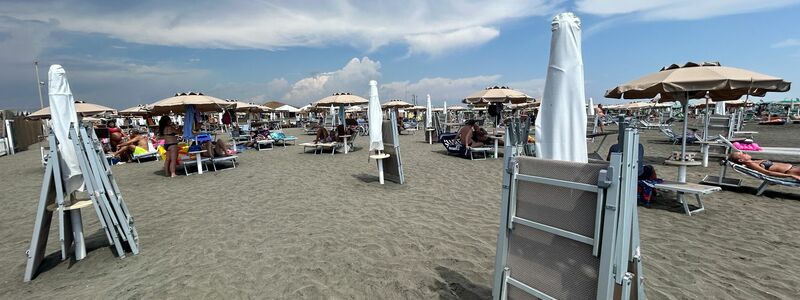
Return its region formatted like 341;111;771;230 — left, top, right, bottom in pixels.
493;128;645;300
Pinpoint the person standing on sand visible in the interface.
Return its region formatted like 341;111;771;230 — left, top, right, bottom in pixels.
594;104;605;132
159;116;180;178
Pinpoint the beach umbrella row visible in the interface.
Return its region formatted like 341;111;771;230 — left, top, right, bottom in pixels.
26;101;117;120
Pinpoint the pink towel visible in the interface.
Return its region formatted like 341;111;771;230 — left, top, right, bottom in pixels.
733;141;763;151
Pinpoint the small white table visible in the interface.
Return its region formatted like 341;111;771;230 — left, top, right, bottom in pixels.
425;128;435;144
664;159;702;183
370;153;391;184
488;135;504;159
340;135;352;154
188;150;207;174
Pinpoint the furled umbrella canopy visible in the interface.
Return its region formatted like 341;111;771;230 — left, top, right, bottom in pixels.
46;64;83;193
27;101;117;120
150;92;232;114
464;86;534;104
587;97;594;116
425;94;433;128
368;80;384;152
535;12;588;163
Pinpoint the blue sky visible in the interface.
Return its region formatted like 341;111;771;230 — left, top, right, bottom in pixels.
1;0;800;111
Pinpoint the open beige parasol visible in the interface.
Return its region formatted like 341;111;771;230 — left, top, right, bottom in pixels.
381;99;413;109
605;62;790;101
27;101;117;120
150;92;232;114
314;92;369;107
464;86;534;104
118;104;153;116
605;61;790;181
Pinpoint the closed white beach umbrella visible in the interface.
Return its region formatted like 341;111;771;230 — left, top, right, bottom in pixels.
535;12;588;163
587;97;594;116
425;94;433;128
368;80;384;152
48;65;83;193
714;100;726;115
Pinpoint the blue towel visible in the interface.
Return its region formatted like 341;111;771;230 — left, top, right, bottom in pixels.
183;105;195;139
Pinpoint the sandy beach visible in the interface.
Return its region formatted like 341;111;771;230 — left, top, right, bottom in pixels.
1;123;799;299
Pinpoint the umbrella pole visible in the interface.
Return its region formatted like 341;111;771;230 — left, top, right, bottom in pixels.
678;93;689;183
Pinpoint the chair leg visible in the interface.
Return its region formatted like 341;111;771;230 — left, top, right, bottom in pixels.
756;181;770;196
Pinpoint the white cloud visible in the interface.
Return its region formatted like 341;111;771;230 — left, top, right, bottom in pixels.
405;26;500;56
772;38;800;48
204;57;544;108
576;0;800;20
0;0;561;56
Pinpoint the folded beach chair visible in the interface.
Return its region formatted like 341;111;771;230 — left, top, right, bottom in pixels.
131;138;160;163
493;145;646;299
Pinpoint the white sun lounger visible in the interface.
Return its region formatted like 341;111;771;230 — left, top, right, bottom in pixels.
728;161;800;195
717;135;800;157
131;139;159;163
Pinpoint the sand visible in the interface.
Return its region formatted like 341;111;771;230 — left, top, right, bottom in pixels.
0;123;798;299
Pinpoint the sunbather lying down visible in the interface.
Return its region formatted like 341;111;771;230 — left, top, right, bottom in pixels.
729;152;800;181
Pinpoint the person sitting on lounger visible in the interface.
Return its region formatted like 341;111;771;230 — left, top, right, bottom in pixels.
473;127;504;147
314;127;335;143
111;129;148;162
458;120;484;149
201;139;233;158
334;125;353;143
729;152;800;181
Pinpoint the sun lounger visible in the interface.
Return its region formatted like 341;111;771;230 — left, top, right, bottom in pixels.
179;156;210;175
650;181;720;215
300;142;337;155
717;135;800;157
727;160;800;195
637;119;668;130
209;155;238;171
439;133;485;159
131;139;159;163
270;131;298;147
659;126;697;144
255;138;274;151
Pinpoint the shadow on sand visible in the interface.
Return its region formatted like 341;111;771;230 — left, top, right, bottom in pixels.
430;266;492;300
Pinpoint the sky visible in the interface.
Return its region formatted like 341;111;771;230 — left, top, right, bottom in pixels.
1;0;800;111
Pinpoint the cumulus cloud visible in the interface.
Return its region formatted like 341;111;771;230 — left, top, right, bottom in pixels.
0;0;561;56
207;57;544;108
576;0;800;20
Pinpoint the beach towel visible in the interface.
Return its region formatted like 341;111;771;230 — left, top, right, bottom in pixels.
637;165;662;207
133;146;149;156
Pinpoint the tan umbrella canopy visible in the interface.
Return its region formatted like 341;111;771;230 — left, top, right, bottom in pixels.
447;105;467;111
464;86;534;104
150;92;232;114
118;104;153;116
27;101;117;120
509;102;540;110
605;61;791;174
616;101;655;110
313;92;369;107
346;106;365;112
407;105;427;111
226;100;269;112
381;99;413;109
605;62;791;101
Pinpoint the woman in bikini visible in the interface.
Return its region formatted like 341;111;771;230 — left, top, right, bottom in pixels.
159;116;180;177
729;152;800;181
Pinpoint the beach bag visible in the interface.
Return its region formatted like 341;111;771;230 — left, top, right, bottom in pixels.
637;165;662;207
